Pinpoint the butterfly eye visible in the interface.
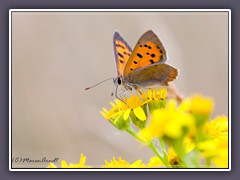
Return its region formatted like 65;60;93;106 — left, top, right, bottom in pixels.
117;77;122;85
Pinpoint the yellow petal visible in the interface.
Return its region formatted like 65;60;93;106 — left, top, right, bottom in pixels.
123;108;131;120
110;101;115;107
131;160;144;168
148;156;164;168
79;153;86;166
102;108;108;113
191;95;214;115
133;106;146;121
61;160;69;168
47;162;57;168
100;111;106;118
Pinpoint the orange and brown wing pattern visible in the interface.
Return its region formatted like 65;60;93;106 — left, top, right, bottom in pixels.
113;32;132;77
130;63;178;86
123;30;167;80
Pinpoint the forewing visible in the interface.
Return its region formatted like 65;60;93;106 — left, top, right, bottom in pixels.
123;30;167;79
113;31;132;77
129;63;178;86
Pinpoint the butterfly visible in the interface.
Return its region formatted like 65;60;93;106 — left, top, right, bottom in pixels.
85;30;178;101
112;30;178;94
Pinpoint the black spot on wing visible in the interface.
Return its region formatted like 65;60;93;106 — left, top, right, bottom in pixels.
123;51;131;56
151;54;155;58
137;53;143;58
149;60;155;64
118;52;124;58
115;43;125;49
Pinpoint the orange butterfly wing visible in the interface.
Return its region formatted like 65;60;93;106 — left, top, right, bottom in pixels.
113;32;132;77
123;30;167;80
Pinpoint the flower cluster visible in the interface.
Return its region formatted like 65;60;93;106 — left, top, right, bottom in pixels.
48;88;228;169
48;154;92;168
100;88;167;129
48;154;146;168
100;88;228;168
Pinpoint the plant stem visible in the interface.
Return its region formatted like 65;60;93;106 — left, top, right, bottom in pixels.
171;141;197;168
149;141;172;168
126;127;172;168
126;127;148;144
158;137;169;162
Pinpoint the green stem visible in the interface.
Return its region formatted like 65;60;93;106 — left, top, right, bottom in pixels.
126;127;172;168
149;141;172;168
126;127;148;144
158;137;169;162
171;141;197;168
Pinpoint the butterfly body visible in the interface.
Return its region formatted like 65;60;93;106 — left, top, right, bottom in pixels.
113;30;178;92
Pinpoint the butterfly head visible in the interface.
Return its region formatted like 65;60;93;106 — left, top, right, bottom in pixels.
113;76;122;86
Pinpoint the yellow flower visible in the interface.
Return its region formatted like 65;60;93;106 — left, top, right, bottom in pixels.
101;157;146;168
101;94;147;120
47;154;92;168
168;147;182;167
207;115;228;140
143;88;167;112
147;156;164;168
139;100;194;140
198;116;228;167
190;95;214;115
197;136;228;168
148;147;183;168
100;88;167;129
183;136;196;153
179;97;192;112
142;88;167;101
212;136;228;168
179;95;214;135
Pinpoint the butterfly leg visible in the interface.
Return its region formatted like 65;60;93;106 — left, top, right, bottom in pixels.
118;88;128;101
134;85;142;95
134;86;144;101
111;85;125;98
114;84;127;105
125;83;144;101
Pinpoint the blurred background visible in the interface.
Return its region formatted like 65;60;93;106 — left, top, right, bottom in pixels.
12;11;229;168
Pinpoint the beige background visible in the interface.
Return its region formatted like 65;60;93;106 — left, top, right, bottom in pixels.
12;11;229;168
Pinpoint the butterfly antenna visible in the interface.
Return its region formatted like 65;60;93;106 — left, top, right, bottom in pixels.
85;78;114;90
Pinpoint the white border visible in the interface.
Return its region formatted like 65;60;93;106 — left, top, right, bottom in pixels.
228;9;231;171
9;9;12;171
10;9;229;11
9;9;231;171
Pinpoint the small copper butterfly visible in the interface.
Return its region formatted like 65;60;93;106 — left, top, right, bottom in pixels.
85;30;178;99
113;30;178;91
